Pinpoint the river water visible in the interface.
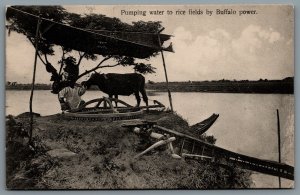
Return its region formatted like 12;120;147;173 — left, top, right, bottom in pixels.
5;90;294;188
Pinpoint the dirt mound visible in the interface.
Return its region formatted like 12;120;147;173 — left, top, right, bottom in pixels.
6;112;252;189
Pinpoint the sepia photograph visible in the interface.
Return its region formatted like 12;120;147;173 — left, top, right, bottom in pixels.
5;4;294;189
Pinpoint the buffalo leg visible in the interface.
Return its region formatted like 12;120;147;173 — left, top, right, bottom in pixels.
109;94;117;108
134;92;141;107
114;94;118;107
107;94;113;108
140;88;149;111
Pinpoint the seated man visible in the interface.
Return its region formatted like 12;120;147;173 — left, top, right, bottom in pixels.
58;84;86;111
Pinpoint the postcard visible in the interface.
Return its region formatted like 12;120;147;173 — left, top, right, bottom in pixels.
5;4;294;189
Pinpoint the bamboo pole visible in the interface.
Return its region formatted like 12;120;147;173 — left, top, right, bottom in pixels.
276;109;281;188
29;16;41;143
157;28;173;112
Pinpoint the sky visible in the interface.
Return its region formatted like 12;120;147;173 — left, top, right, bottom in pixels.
5;5;294;84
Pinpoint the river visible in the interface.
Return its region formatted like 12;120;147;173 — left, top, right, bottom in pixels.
5;90;294;188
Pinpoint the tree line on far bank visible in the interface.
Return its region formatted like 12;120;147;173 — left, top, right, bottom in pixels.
6;77;294;94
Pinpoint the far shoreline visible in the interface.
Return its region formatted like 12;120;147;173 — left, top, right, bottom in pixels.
5;77;294;94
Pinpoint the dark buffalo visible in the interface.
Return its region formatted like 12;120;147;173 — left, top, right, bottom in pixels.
83;73;148;107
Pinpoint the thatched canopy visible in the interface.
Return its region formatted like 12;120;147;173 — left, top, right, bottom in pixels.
6;6;173;59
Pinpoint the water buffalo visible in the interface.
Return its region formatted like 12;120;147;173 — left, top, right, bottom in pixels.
83;73;148;107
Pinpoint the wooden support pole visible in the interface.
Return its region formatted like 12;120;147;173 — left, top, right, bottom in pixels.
157;30;174;112
29;17;41;143
276;109;282;188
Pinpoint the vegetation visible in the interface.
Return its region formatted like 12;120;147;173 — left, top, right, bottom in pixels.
6;77;294;94
6;112;252;189
6;83;52;90
6;6;167;89
146;77;294;94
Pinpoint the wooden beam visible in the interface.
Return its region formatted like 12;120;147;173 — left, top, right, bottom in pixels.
277;109;282;188
157;29;174;112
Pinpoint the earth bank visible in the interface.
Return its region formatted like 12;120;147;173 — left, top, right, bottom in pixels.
6;111;252;189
